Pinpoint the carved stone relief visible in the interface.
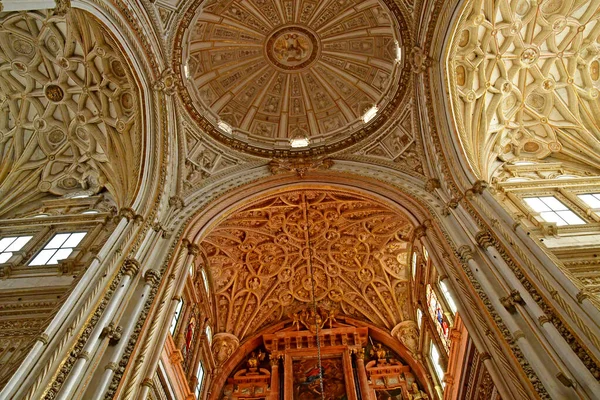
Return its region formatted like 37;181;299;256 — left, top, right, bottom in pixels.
448;0;600;180
0;10;142;216
200;189;414;340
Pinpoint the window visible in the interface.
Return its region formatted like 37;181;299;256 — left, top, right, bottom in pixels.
205;325;212;345
423;246;429;261
169;299;184;336
524;196;585;226
416;308;423;329
201;268;209;294
194;362;205;398
411;252;418;279
426;284;450;352
29;232;86;266
579;193;600;212
0;236;33;264
430;343;445;387
440;280;458;314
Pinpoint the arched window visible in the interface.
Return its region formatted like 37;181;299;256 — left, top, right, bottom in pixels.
426;284;450;352
411;251;418;279
201;268;209;294
416;308;423;329
205;325;212;345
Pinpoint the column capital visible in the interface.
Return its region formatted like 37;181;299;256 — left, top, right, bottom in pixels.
144;269;161;286
123;258;140;276
457;245;473;264
475;230;495;248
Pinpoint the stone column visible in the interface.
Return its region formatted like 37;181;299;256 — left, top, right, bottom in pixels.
134;241;199;400
55;258;141;400
91;269;161;399
355;351;374;400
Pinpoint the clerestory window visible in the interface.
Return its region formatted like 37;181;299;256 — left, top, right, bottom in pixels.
0;236;33;264
524;196;585;226
29;232;87;266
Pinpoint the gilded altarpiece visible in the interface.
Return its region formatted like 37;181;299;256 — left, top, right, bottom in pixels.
218;308;429;400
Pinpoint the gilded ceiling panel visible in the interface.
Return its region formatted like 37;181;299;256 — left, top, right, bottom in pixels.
200;190;414;340
176;0;410;157
0;11;141;214
448;0;600;179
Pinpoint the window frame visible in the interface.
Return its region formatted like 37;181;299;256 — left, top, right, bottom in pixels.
28;231;88;266
429;342;445;388
0;235;34;265
169;298;184;337
522;196;586;226
194;361;205;398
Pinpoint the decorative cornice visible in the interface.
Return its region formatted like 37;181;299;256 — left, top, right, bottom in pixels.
268;158;334;178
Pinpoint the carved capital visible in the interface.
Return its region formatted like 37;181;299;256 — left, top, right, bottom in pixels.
144;269;161;286
447;197;460;209
576;289;591;303
100;322;123;344
425;178;441;193
55;0;71;16
538;314;551;325
117;207;143;223
78;351;91;361
105;362;118;371
187;243;200;256
475;230;495;249
457;245;473;264
141;378;155;389
512;330;525;341
169;196;185;210
500;289;525;313
169;349;183;364
479;352;491;362
122;258;140;276
37;333;50;345
413;225;427;240
465;180;488;198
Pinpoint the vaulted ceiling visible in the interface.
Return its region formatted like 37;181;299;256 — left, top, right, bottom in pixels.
448;0;600;180
177;0;409;156
0;10;142;216
200;189;414;340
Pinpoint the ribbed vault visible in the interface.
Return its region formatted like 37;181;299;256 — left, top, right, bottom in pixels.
0;10;142;216
200;189;415;341
447;0;600;180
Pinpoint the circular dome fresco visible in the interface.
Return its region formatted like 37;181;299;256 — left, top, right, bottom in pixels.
176;0;408;157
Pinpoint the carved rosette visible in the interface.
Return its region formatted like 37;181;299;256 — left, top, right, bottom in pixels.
391;320;419;355
212;333;240;367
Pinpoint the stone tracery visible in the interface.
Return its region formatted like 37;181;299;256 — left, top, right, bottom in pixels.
0;10;142;215
448;0;600;180
200;190;414;340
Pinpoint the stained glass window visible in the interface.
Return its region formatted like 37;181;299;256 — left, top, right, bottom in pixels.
426;284;450;352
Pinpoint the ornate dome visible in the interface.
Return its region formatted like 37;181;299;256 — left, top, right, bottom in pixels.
177;0;407;157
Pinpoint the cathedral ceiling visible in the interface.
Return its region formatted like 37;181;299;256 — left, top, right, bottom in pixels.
448;0;600;180
0;10;142;216
175;0;410;158
200;189;414;341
